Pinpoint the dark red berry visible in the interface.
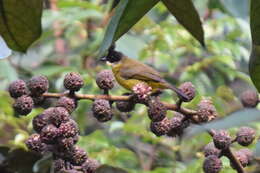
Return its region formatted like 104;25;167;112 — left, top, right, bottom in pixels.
40;124;59;144
115;93;135;112
147;99;166;122
8;79;28;98
32;96;45;106
240;90;259;108
25;133;45;153
53;159;66;172
64;72;84;91
56;96;77;113
167;112;189;137
13;95;34;115
27;75;49;96
48;107;70;127
238;149;253;164
233;151;249;167
236;127;255;146
32;113;50;133
213;130;232;150
82;158;101;173
96;70;115;90
196;99;217;123
179;82;196;102
69;146;88;165
92;99;113;122
57;137;75;151
150;117;172;136
203;155;222;173
203;142;221;157
59;119;79;138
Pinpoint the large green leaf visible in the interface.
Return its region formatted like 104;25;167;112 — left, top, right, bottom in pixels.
162;0;205;46
249;45;260;91
0;0;43;52
250;0;260;91
99;0;159;56
185;109;260;137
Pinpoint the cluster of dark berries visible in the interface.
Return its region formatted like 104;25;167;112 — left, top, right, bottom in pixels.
8;76;49;115
240;90;259;108
9;73;99;173
148;83;218;137
203;127;255;173
92;70;115;122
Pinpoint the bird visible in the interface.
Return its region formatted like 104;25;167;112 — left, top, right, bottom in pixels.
100;45;189;101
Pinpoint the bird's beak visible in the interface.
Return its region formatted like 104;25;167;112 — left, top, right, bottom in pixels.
99;56;107;62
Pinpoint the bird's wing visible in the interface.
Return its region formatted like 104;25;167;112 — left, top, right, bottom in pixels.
119;59;165;83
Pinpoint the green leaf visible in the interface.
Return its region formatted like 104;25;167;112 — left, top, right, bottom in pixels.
0;0;43;52
96;165;128;173
161;0;205;46
99;0;159;56
250;1;260;91
250;0;260;45
249;45;260;91
185;109;260;138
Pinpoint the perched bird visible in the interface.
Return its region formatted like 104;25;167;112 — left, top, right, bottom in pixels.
100;45;189;101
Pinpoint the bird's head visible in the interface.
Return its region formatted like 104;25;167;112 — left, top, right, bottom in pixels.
100;44;123;64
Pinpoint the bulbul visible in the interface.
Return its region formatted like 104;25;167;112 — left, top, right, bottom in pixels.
100;46;189;101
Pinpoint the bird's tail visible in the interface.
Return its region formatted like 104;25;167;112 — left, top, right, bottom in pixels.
165;83;189;102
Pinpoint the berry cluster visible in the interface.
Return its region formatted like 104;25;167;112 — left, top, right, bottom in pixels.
9;76;49;115
9;73;99;173
203;127;256;173
8;70;259;173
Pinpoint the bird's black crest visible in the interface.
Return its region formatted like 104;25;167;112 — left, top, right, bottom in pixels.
104;44;123;63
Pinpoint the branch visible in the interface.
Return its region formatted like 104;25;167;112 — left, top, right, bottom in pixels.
42;92;197;116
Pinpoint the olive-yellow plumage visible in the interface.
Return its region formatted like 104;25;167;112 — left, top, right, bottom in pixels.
101;46;188;101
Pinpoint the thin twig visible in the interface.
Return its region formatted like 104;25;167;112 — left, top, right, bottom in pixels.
42;92;198;116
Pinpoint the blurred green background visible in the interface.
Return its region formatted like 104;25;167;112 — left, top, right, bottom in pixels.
0;0;259;173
